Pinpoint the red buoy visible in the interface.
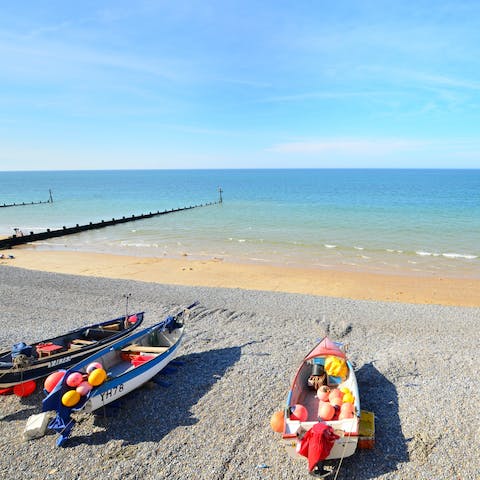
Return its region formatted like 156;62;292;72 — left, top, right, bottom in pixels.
290;404;308;422
44;370;66;393
13;380;36;397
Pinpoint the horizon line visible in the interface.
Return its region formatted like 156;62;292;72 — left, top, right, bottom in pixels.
1;167;479;173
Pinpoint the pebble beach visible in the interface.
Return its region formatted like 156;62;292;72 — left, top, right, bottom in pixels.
0;266;479;480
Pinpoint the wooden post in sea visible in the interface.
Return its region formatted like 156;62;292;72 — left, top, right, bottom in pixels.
218;187;223;204
49;189;53;203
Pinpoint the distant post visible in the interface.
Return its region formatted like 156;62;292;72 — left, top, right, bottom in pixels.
218;187;223;204
49;189;53;203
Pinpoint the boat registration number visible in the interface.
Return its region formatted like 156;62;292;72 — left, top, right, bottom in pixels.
100;383;124;402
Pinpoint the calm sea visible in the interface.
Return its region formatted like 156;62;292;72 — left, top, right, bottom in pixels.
1;169;479;278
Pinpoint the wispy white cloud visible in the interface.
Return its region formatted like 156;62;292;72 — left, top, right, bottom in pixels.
260;90;394;103
267;138;429;156
361;66;480;91
0;33;181;81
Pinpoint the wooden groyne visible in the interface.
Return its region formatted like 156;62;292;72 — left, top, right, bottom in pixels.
0;190;54;208
0;201;218;250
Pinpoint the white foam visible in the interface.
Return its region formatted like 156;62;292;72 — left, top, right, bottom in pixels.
324;244;336;249
416;251;433;256
442;253;477;260
354;246;364;250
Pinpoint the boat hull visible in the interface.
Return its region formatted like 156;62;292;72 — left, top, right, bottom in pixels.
280;337;360;461
84;336;182;412
42;302;196;446
0;313;144;388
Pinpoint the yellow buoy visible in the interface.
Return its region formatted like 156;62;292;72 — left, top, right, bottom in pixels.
343;392;355;404
62;390;81;407
88;367;107;386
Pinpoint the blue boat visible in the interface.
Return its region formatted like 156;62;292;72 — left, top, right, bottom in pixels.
42;302;197;446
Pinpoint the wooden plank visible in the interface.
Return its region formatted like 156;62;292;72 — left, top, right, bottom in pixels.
71;339;96;345
120;345;169;354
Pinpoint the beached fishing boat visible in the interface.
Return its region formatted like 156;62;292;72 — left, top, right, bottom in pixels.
0;312;144;390
272;337;360;477
42;302;196;446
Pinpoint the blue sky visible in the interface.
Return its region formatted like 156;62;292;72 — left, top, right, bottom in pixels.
1;0;479;170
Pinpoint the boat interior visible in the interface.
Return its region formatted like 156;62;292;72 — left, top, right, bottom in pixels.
290;357;353;422
93;325;183;379
33;320;127;358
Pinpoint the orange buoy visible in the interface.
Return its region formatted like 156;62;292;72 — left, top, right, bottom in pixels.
317;385;330;402
290;404;308;422
328;389;343;402
339;402;355;419
13;380;36;397
329;395;343;407
318;401;335;421
44;370;66;393
88;367;107;386
270;410;285;432
62;389;81;407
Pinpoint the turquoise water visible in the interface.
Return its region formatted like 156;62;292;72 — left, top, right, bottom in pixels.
1;169;479;277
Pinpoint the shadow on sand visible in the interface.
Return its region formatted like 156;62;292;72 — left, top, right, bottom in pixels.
64;346;242;447
327;362;409;479
0;387;49;422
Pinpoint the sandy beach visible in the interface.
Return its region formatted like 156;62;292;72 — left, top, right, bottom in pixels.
1;248;480;307
0;257;479;479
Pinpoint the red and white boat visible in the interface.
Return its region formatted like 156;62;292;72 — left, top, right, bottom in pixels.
279;337;360;461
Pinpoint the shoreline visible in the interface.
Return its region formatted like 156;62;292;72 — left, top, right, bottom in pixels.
1;248;480;306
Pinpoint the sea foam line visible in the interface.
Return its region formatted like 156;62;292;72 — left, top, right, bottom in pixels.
415;250;477;260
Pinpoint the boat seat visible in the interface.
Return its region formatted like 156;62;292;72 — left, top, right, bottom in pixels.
36;343;64;357
120;345;169;354
69;339;96;349
71;339;96;345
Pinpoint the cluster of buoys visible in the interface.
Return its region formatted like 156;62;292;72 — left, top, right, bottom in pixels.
44;361;107;408
317;386;355;421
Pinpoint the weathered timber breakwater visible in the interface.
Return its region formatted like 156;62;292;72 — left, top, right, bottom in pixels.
0;201;218;250
0;189;54;208
0;199;52;208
